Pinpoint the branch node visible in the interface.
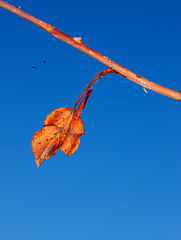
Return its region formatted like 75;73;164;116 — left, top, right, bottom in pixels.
49;26;56;34
73;37;82;43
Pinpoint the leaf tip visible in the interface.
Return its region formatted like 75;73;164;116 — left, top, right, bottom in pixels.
35;159;41;168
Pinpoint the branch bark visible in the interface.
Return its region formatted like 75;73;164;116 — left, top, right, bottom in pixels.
0;0;180;101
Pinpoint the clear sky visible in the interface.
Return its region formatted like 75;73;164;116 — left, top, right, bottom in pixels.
0;0;181;239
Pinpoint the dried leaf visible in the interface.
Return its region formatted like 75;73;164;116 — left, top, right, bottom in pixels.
31;90;93;167
31;68;114;167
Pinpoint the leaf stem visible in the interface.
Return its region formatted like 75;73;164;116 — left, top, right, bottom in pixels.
74;68;116;108
0;0;181;101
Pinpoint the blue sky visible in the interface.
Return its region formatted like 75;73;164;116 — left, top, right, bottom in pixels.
0;0;181;239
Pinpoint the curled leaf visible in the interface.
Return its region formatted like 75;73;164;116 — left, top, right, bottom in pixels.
31;68;115;167
31;89;93;167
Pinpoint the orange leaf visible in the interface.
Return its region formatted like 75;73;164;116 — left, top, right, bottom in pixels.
31;90;93;167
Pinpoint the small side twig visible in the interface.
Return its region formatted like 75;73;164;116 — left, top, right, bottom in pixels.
74;68;116;109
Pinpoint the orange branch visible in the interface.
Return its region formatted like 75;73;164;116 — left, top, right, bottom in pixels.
0;0;181;101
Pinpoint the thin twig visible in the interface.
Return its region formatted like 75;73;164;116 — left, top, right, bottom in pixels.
0;0;180;101
74;68;116;109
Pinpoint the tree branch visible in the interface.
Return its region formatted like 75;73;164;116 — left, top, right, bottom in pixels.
0;0;180;101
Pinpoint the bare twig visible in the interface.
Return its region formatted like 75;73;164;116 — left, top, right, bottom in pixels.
0;0;180;101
